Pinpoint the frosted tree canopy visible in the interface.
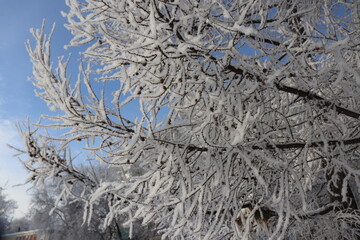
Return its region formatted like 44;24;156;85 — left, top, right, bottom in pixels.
18;0;360;239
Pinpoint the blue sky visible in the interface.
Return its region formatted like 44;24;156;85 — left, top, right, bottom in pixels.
0;0;74;218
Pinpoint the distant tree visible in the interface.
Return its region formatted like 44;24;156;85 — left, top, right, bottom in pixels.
24;165;158;240
0;187;17;235
26;167;125;240
18;0;360;239
7;217;31;233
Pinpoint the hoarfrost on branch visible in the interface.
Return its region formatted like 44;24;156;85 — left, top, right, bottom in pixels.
19;0;360;239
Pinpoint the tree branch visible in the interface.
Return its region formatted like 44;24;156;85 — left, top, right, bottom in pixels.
255;136;360;150
274;82;360;120
182;136;360;154
298;202;340;219
225;64;360;120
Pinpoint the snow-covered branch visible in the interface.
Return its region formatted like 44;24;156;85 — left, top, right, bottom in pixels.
17;0;360;239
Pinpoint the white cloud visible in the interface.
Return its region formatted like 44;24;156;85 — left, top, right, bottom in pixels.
0;119;31;218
